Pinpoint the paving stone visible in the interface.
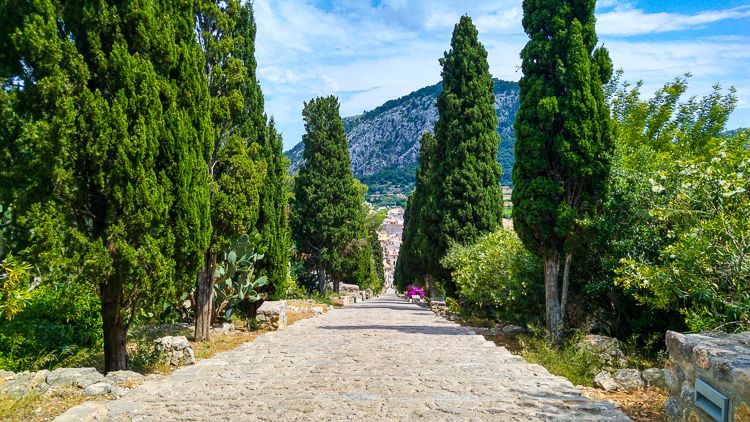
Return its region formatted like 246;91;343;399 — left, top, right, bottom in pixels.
57;294;629;421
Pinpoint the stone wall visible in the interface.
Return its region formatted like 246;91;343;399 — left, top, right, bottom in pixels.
664;330;749;422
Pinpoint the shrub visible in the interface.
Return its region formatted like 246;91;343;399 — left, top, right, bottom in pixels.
0;282;102;371
441;228;543;324
519;331;606;386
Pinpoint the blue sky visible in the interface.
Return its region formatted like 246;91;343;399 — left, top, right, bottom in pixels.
253;1;750;150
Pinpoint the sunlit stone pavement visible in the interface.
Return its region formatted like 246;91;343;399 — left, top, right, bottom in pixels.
57;293;628;421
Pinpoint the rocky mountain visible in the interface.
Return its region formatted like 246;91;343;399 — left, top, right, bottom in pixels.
286;78;520;205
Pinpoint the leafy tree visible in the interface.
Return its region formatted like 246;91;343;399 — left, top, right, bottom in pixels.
616;133;750;331
291;96;364;293
4;0;211;371
513;0;612;343
430;16;504;295
574;74;743;335
193;0;267;341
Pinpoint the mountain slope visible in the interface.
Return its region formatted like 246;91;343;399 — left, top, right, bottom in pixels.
286;79;520;205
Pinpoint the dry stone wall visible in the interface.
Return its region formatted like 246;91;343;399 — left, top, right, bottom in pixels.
664;330;750;422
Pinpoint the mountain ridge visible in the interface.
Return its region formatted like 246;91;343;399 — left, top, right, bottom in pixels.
286;78;520;206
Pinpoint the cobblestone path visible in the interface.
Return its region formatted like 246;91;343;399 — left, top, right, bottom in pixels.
58;294;628;421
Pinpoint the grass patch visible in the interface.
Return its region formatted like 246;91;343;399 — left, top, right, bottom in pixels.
0;389;102;422
519;333;604;386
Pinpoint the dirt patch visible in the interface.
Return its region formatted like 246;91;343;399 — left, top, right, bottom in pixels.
581;386;668;422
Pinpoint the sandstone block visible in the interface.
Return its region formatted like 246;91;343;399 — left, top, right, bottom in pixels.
257;300;287;330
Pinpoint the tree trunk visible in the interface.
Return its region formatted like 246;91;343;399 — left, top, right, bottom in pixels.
101;277;129;373
194;252;216;342
317;264;327;295
561;251;573;325
544;249;563;344
333;276;340;293
424;274;434;297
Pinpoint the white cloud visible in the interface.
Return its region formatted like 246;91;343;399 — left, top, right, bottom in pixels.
598;5;750;36
252;0;750;148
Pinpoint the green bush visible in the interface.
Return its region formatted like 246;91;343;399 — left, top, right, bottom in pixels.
0;282;102;371
519;331;606;386
441;228;543;324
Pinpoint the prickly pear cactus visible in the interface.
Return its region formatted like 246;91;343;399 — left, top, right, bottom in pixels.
212;231;268;321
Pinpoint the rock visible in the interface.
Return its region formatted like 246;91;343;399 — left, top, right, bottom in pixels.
0;369;14;380
155;336;196;366
256;300;287;330
211;322;235;335
579;334;626;367
105;370;144;387
47;367;103;389
641;367;666;388
593;370;620;392
613;368;644;390
501;325;528;336
83;382;112;396
339;283;360;293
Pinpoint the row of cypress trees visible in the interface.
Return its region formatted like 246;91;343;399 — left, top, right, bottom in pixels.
396;0;613;344
0;0;289;371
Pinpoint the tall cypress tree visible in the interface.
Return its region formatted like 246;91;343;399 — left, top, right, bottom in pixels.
291;96;363;294
513;0;613;343
193;0;267;341
5;0;211;371
258;119;291;299
395;132;437;292
429;16;503;295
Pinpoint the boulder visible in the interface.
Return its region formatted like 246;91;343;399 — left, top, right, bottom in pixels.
155;336;196;366
0;369;14;380
579;334;626;367
593;370;620;392
0;370;50;398
47;367;104;389
105;370;144;387
211;322;235;335
613;368;644;390
641;367;666;388
256;300;287;330
83;382;112;396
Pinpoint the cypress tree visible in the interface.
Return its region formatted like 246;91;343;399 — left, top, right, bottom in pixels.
429;16;504;295
258;120;291;299
193;0;267;341
291;96;364;294
395;132;437;292
5;0;211;371
513;0;613;343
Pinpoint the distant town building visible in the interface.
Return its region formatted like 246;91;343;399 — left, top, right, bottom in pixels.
377;207;404;288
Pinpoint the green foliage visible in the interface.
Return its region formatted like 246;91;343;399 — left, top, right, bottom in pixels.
212;232;268;321
567;73;742;339
514;0;612;342
441;229;544;324
616;134;750;331
520;331;608;387
0;282;102;372
4;0;211;370
257;120;292;299
430;16;504;294
0;254;32;320
291;96;367;293
396;132;438;292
